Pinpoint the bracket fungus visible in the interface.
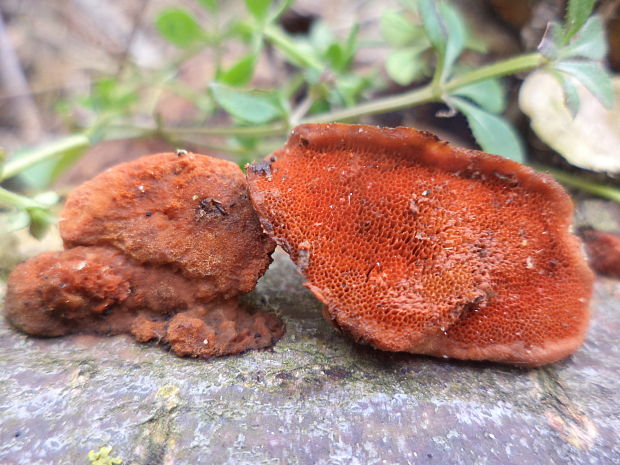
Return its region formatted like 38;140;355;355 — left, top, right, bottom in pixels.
247;123;593;366
581;229;620;279
5;152;284;358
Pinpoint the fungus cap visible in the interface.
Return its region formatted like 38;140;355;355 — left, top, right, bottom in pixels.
60;152;275;298
247;123;593;366
581;229;620;279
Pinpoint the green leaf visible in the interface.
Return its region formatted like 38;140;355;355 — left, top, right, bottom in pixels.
554;60;614;109
82;77;137;114
549;70;581;116
342;24;360;70
418;0;447;53
210;83;284;124
218;55;256;86
334;74;373;106
452;97;525;162
439;2;466;80
326;43;344;71
380;11;423;47
27;207;56;240
197;0;218;12
453;78;506;114
245;0;271;21
564;0;595;43
418;0;466;81
386;47;429;85
155;9;206;48
560;16;607;60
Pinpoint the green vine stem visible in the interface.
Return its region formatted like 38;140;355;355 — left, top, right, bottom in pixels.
0;185;47;209
534;165;620;203
1;134;90;182
1;50;617;220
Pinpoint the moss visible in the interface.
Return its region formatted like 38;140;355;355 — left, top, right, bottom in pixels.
87;446;122;465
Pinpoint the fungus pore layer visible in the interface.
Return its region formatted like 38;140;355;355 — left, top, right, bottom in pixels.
247;123;593;366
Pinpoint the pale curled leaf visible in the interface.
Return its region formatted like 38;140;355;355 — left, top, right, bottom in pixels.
519;70;620;173
451;97;525;163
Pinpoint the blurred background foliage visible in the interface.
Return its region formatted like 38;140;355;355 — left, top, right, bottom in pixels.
0;0;619;240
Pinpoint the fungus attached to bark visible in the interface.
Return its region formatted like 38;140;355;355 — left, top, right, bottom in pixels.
247;123;593;366
5;152;284;358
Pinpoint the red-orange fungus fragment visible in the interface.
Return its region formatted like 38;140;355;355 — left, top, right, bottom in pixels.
581;229;620;279
5;152;284;358
246;123;593;366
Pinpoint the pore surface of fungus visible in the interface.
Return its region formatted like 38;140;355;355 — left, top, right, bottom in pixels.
247;123;593;366
5;152;283;358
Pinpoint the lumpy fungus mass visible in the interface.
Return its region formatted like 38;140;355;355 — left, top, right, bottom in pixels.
4;152;284;358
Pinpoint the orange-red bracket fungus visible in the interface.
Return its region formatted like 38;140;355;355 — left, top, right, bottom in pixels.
581;229;620;279
5;152;284;358
246;123;593;366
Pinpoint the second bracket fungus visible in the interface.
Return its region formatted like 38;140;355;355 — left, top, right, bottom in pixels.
5;152;284;358
247;123;593;366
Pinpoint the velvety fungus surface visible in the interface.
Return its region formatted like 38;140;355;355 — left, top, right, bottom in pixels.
5;152;283;358
581;229;620;279
247;123;593;366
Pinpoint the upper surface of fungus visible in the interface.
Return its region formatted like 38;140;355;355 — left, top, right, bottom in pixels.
247;123;593;366
6;152;283;359
60;152;274;297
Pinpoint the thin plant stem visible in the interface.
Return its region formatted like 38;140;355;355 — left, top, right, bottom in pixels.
534;165;620;203
1;134;90;182
0;185;45;209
